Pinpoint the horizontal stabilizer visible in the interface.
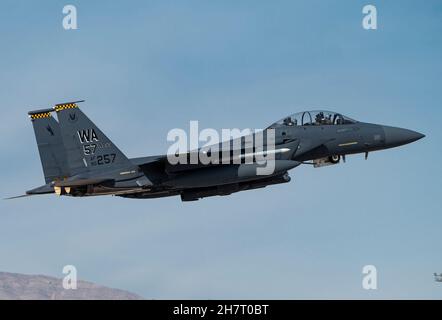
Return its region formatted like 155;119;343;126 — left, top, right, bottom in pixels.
3;194;35;200
4;183;54;199
26;183;55;195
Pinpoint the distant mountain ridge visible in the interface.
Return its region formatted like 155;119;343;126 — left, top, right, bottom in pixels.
0;272;143;300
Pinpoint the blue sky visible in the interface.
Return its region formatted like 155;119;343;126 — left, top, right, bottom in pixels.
0;0;441;298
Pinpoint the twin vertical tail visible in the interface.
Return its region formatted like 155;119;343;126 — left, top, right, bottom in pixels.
28;100;132;190
54;101;132;176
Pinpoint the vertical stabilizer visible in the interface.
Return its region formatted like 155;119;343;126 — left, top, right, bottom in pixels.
54;101;133;176
28;109;70;183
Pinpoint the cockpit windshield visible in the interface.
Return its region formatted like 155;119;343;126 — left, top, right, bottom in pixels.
269;110;357;127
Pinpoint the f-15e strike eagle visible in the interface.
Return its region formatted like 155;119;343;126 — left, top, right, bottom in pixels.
11;101;424;201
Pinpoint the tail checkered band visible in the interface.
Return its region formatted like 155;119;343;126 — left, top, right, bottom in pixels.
54;103;78;112
30;112;51;120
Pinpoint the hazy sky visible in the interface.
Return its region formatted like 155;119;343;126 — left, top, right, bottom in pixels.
0;0;441;298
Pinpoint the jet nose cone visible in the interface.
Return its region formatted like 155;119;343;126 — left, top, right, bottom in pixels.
383;126;425;147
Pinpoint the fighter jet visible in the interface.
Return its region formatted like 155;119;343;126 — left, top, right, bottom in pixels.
10;101;424;201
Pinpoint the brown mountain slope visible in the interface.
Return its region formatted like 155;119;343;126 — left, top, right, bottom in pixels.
0;272;143;300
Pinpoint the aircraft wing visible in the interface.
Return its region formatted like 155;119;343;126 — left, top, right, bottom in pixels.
130;155;165;166
129;132;299;175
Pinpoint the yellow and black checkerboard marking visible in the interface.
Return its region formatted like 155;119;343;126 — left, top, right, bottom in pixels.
30;112;51;120
54;103;78;112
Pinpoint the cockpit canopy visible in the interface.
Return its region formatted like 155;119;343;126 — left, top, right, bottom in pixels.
269;110;357;127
